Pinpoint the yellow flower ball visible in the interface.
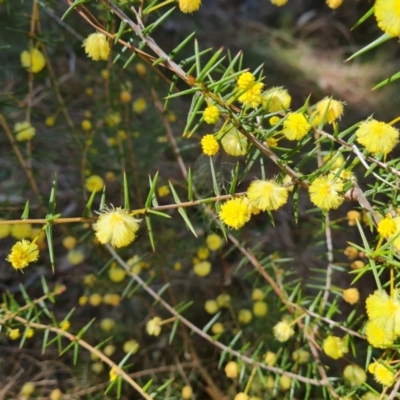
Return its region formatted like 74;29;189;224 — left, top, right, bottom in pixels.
238;309;252;324
20;48;46;73
78;296;88;306
237;72;256;90
50;389;63;400
221;128;248;156
85;175;104;193
25;328;35;339
157;185;170;197
312;97;344;125
120;91;132;103
6;239;39;270
264;351;277;366
375;0;400;37
45;116;55;127
67;249;84;265
104;345;116;356
225;361;239;378
253;301;268;317
133;98;147;114
108;267;126;282
252;288;264;301
201;134;219;156
83;274;97;287
342;288;360;305
193;261;211;277
9;328;20;340
211;322;224;334
93;206;141;248
0;221;11;239
89;293;103;306
343;364;367;386
203;105;220;124
216;293;231;308
322;335;348;359
344;246;359;260
146;317;162;336
350;260;365;270
204;300;219;314
178;0;201;13
123;339;139;354
292;349;310;364
368;361;396;387
83;33;110;61
60;320;70;331
235;393;249;400
282;112;311;141
247;180;288;211
378;216;397;237
182;386;193;399
219;198;251;229
13;121;36;142
309;175;344;210
135;63;147;76
20;382;36;397
356;119;399;156
273;321;294;342
206;233;223;251
347;210;361;226
105;111;121;127
81;119;92;131
326;0;343;9
279;375;292;391
91;362;104;374
62;236;77;250
197;246;209;260
100;318;115;332
262;87;291;111
103;293;121;306
239;82;264;108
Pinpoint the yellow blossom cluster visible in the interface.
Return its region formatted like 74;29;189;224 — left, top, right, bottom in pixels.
203;105;220;124
309;174;344;210
178;0;201;13
201;134;219;156
237;72;263;108
220;128;248;156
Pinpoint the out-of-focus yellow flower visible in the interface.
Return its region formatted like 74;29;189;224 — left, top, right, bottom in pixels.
14;121;36;141
78;296;88;306
89;293;102;306
206;233;223;251
204;299;219;314
197;246;209;260
100;318;115;332
123;339;139;354
120;91;132;103
216;293;231;308
312;97;344;125
157;185;170;197
211;322;224;334
20;48;46;73
20;382;36;397
238;309;252;324
193;261;211;277
344;246;359;260
326;0;343;9
181;385;193;399
85;175;104;193
247;180;288;211
67;249;85;265
105;111;121;127
347;210;361;226
270;0;288;7
264;351;277;366
103;293;121;306
60;320;71;331
279;375;292;391
253;301;268;317
263;87;291;111
9;328;20;340
135;63;147;76
109;366;119;381
45;116;55;127
146;317;162;336
225;361;239;378
252;288;264;301
221;128;248;156
63;236;77;250
273;321;294;342
83;33;110;61
292;349;310;364
50;389;62;400
343;288;359;305
133;98;147;114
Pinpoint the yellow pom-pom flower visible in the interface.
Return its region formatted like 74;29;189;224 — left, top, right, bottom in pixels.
6;240;39;270
343;364;367;386
216;293;231;307
201;134;219;156
83;33;110;61
211;322;224;334
235;393;249;400
133;98;147;114
312;97;344;125
225;361;239;378
103;293;121;306
356;119;399;156
262;87;291;111
181;385;193;399
203;105;220;124
93;206;141;248
365;290;400;335
109;366;119;382
123;339;139;354
273;321;295;342
347;210;361;226
292;349;310;364
374;0;400;37
10;223;32;240
14;121;36;142
193;261;211;277
85;175;104;193
221;128;248;156
264;351;277;366
368;361;396;387
9;328;20;340
253;301;268;317
238;309;253;324
247;179;288;211
89;293;102;306
238;82;264;108
282;112;311;141
219;198;251;229
344;246;359;260
206;233;223;251
322;335;348;359
120;91;132;103
108;267;126;282
237;72;256;91
378;216;397;237
326;0;343;9
67;249;84;265
146;317;162;336
365;321;396;348
157;185;170;197
100;318;115;332
205;299;219;314
178;0;201;13
20;48;46;73
309;175;344;210
342;288;359;305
